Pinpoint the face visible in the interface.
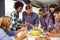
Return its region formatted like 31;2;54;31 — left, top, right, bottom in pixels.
54;13;59;19
59;12;60;16
17;7;23;13
7;19;11;30
54;13;60;22
26;8;32;15
39;11;45;16
50;8;55;13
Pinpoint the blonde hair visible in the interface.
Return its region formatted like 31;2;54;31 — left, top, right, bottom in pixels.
0;16;10;31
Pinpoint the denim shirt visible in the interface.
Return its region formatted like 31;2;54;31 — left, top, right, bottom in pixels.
0;28;13;40
40;12;54;30
6;30;16;36
22;11;39;30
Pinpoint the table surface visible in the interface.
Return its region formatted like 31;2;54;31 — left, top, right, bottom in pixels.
50;32;60;37
27;35;60;40
17;30;60;40
25;32;60;40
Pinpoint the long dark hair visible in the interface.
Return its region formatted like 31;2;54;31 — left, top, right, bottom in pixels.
49;4;57;24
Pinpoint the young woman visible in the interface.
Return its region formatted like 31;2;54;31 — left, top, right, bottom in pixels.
10;1;24;31
0;16;26;40
49;4;57;24
52;7;60;33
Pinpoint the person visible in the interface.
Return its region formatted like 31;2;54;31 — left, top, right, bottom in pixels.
39;8;54;32
22;5;39;30
52;7;60;33
0;16;27;40
10;1;24;31
49;4;57;24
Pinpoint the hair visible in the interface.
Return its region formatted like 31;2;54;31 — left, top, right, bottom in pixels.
49;4;57;8
14;1;24;10
49;4;58;24
39;8;45;12
0;16;10;31
53;7;60;23
26;5;32;10
23;0;31;4
54;7;60;14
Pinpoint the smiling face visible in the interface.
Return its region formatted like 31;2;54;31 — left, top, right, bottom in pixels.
54;13;60;22
39;11;45;17
26;8;32;15
53;7;60;22
14;1;24;13
17;6;23;13
50;8;55;13
26;5;33;15
54;13;59;19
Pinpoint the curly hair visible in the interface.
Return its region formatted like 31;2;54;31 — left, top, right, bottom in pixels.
14;1;24;10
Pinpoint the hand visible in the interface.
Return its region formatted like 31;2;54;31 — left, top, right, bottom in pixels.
46;37;50;40
34;27;38;29
25;23;30;26
45;32;50;37
19;31;27;39
20;27;26;31
16;27;26;34
15;30;27;40
18;18;21;21
21;31;27;39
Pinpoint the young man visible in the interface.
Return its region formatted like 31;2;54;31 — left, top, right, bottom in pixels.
10;1;24;31
39;9;54;32
22;5;39;30
53;7;60;33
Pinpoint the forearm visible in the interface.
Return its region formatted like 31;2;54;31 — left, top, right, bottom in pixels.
35;23;39;27
16;27;26;34
14;32;27;40
16;29;21;34
20;23;27;27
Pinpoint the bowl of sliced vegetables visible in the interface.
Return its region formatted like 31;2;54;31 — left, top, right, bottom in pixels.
30;29;42;36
